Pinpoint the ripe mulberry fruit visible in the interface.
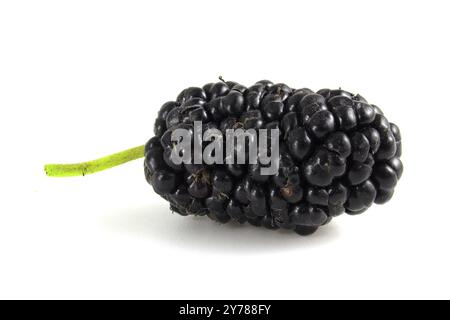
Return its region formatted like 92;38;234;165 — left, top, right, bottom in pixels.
45;79;403;237
144;80;403;236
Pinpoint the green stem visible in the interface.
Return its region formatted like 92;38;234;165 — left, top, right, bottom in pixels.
44;145;145;177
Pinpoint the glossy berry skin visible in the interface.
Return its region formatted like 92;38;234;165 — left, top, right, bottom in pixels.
291;204;329;227
281;112;298;139
262;98;284;121
345;180;377;214
222;91;244;116
145;80;403;236
287;127;312;161
307;110;336;139
151;170;178;195
241;110;264;130
324;132;352;158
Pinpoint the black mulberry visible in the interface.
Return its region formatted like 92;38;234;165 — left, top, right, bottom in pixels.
145;80;403;236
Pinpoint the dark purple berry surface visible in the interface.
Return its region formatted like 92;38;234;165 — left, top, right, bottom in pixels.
145;80;403;236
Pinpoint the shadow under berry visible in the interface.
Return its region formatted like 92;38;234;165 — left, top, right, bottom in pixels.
101;203;339;253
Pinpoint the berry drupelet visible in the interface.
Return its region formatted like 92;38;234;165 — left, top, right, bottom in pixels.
145;80;403;236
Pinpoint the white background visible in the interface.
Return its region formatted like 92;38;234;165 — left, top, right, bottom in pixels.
0;0;449;299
